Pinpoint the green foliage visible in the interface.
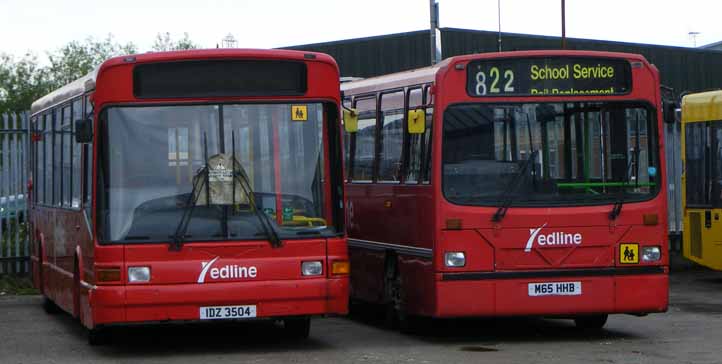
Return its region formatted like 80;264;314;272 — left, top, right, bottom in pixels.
46;34;137;88
0;53;51;114
152;32;199;52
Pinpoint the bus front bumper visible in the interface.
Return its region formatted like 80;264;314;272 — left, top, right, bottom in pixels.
89;277;349;326
434;267;668;317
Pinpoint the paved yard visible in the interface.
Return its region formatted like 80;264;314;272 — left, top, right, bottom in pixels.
1;269;721;364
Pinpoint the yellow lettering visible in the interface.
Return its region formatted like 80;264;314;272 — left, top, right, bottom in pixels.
573;64;615;79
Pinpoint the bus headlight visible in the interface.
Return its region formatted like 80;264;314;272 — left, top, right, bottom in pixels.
128;266;151;283
641;246;661;262
301;261;323;276
445;252;466;267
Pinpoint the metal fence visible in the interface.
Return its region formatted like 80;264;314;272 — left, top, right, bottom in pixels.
1;112;29;275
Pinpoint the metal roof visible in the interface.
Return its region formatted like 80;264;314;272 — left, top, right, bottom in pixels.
288;27;722;98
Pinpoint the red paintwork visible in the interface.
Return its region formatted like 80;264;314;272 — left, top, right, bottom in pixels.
29;49;348;329
345;50;668;318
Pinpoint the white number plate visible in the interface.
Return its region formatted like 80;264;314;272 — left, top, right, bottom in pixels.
528;281;582;296
200;305;257;320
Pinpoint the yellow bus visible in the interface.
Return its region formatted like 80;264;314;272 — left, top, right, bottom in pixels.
682;90;722;270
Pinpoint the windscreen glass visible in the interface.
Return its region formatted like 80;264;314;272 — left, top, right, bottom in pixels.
442;102;658;206
100;103;331;242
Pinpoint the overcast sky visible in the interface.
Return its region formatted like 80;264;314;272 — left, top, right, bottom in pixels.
2;0;722;62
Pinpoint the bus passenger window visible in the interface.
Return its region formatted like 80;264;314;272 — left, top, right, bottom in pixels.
352;97;377;182
45;113;52;205
379;91;404;182
406;88;424;183
72;99;82;208
62;106;72;207
342;98;352;182
53;110;62;206
36;117;45;204
421;86;433;184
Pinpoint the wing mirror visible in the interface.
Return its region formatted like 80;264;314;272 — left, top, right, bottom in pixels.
75;118;93;143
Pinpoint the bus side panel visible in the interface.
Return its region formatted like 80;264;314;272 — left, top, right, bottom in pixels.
347;183;435;311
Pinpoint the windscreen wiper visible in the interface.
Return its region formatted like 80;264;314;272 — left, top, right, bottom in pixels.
492;150;538;223
171;134;212;251
230;130;282;248
232;162;283;248
609;152;637;220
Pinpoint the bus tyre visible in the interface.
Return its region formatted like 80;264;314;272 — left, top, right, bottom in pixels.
42;297;61;315
574;314;608;330
88;327;111;346
284;317;311;339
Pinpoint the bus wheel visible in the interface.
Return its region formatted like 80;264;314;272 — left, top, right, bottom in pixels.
284;317;311;339
88;327;111;346
384;257;422;334
574;314;608;330
42;297;61;315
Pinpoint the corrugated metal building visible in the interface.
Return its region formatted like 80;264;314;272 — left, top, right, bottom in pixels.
287;27;722;97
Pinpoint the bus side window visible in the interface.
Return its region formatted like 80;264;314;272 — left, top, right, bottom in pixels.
342;97;353;182
378;91;404;182
36;116;45;205
45;113;53;205
72;98;82;208
83;96;93;225
53;109;62;206
61;105;72;208
352;97;377;182
405;88;424;184
422;86;434;184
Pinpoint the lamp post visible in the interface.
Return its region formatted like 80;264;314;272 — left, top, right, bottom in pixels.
561;0;566;49
429;0;441;65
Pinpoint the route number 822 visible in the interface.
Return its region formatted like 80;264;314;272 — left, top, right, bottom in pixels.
475;67;515;95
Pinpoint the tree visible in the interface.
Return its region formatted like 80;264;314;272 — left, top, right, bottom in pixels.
1;32;198;112
0;53;51;114
152;32;198;52
46;34;137;88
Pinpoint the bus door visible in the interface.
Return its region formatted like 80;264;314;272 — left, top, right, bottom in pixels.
684;121;722;267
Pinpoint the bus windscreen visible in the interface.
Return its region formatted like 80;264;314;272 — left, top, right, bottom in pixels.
467;57;631;97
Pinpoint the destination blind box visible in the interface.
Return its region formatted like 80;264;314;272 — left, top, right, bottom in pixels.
467;57;632;97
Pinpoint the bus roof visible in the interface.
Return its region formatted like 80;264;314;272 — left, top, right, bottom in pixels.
31;49;337;115
682;90;722;123
31;68;98;115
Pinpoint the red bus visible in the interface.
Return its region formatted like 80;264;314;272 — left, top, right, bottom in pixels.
341;50;668;331
28;49;349;344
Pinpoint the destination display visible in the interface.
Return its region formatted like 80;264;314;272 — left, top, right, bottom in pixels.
466;57;631;97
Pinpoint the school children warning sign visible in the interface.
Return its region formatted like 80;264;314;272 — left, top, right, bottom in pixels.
620;243;639;264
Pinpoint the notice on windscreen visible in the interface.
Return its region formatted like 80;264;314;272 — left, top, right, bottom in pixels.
467;57;632;97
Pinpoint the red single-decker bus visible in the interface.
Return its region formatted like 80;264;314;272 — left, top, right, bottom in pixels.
29;49;348;344
342;50;668;331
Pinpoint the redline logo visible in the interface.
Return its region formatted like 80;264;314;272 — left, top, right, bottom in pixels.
524;223;583;252
197;256;258;283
